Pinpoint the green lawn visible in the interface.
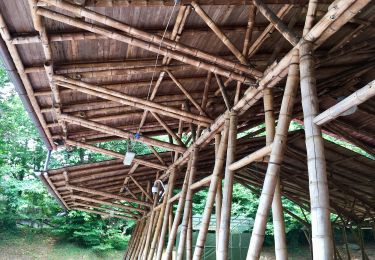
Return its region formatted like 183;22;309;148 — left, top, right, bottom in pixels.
0;229;124;260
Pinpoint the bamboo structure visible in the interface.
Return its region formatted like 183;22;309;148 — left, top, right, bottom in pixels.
300;40;333;259
1;0;374;259
217;111;238;259
247;49;299;259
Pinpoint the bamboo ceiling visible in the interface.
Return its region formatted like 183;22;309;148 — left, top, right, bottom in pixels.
0;0;374;224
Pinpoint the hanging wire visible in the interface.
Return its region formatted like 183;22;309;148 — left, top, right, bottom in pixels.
137;0;178;134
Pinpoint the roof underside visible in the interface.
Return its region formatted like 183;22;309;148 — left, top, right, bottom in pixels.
0;0;374;224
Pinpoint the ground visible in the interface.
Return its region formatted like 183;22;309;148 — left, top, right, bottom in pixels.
0;230;374;259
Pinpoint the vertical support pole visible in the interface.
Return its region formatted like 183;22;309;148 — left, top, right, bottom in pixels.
177;147;198;260
217;111;238;260
186;209;193;260
143;183;159;259
193;115;230;260
247;49;299;260
155;169;177;260
299;40;333;259
341;226;351;260
264;87;288;260
215;133;223;257
164;154;194;259
148;171;176;260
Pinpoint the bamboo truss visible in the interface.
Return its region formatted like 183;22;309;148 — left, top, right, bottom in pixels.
1;0;374;259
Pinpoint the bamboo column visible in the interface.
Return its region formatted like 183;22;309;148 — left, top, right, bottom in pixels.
217;111;238;260
148;171;176;260
164;151;196;259
193;114;230;260
299;40;333;259
176;147;198;260
264;88;288;260
215;133;223;257
186;210;193;260
155;167;179;260
246;49;299;260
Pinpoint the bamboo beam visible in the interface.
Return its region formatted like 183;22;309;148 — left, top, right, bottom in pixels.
0;14;55;149
129;175;153;202
73;206;138;220
215;74;232;110
246;49;299;259
73;201;138;219
71;194;147;214
217;111;238;259
54;76;212;125
166;70;208;116
193;115;229;260
65;139;167;170
82;0;332;6
253;0;299;46
176;147;198;260
191;1;248;65
314;80;375;125
150;111;185;147
248;5;293;58
43;172;70;209
37;2;261;81
59;114;186;153
299;40;333;259
67;184;152;207
229;144;272;171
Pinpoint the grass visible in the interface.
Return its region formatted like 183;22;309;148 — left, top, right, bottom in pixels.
0;229;124;260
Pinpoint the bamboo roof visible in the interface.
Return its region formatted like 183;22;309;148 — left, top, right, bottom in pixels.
0;0;374;225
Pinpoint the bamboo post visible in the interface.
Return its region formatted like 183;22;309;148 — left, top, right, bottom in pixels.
314;79;375;125
246;49;299;260
186;209;193;260
164;152;195;259
155;168;177;260
148;172;175;260
215;74;232;110
299;40;333;259
264;86;288;260
193;115;230;260
217;111;238;260
176;147;198;260
215;133;223;257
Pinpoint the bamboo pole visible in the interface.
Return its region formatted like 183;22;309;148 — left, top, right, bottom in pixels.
228;144;272;171
65;139;167;170
155;168;177;260
314;79;375;125
247;5;292;58
73;206;138;221
191;1;248;65
299;40;333;259
166;70;208;117
148;171;176;260
217;111;238;260
143;188;159;259
215;74;232;110
129;175;154;202
71;194;147;214
253;0;299;46
193;115;230;260
67;184;152;207
36;7;257;83
54;75;212;126
186;209;193;260
164;152;195;259
150;111;185;147
176;147;198;260
59;114;186;153
0;13;55;149
264;85;288;259
246;49;299;260
39;0;262;79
